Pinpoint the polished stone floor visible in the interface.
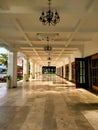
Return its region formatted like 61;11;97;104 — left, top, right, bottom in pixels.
0;74;98;130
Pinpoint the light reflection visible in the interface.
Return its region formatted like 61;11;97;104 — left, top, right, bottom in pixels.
0;85;7;98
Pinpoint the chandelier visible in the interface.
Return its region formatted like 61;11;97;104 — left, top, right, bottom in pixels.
39;0;60;26
48;61;51;66
44;36;52;51
43;36;52;66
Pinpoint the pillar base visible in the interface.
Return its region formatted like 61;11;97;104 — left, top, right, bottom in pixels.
12;86;17;88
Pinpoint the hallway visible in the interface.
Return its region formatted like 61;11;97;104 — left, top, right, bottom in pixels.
0;75;98;130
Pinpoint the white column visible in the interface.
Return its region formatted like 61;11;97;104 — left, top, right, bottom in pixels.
38;65;41;75
29;60;33;79
32;62;35;78
35;63;37;79
39;65;42;74
30;61;33;74
7;51;17;88
23;58;29;75
33;62;35;74
23;58;29;81
38;65;40;73
35;64;37;73
36;64;38;73
69;56;72;81
63;62;65;78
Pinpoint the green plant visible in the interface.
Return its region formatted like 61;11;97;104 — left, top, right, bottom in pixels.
0;53;8;67
6;75;11;80
24;74;29;81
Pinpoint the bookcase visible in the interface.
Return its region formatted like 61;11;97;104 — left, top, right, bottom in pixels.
91;53;98;91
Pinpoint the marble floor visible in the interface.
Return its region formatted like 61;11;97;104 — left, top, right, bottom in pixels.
0;74;98;130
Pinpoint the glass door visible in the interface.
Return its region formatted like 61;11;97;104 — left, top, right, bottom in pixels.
75;58;86;88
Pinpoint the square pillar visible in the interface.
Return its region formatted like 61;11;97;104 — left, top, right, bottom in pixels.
68;56;72;81
7;51;17;88
23;58;29;81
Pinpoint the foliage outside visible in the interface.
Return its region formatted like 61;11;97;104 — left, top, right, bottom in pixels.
0;53;8;67
6;75;11;80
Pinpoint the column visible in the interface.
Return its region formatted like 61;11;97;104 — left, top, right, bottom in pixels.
7;51;17;88
30;60;33;79
38;65;41;76
35;63;37;78
68;56;72;81
37;64;40;77
23;58;29;81
30;61;33;74
63;61;65;78
23;58;29;75
32;62;35;78
40;65;42;74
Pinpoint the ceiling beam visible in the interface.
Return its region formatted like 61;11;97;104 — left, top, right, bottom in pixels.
2;28;98;33
0;0;10;10
86;0;96;13
64;0;96;48
53;0;96;64
15;19;32;47
15;19;44;63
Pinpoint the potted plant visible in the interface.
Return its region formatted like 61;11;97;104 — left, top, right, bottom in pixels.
6;75;11;88
24;74;29;81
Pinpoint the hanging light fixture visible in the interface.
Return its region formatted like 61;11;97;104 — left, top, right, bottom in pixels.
43;36;52;66
39;0;60;26
44;36;52;51
48;61;51;66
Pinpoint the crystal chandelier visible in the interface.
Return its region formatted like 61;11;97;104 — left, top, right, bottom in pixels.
39;0;60;26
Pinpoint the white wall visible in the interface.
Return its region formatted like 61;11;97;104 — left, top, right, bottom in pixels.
70;52;82;62
84;42;98;57
56;51;82;67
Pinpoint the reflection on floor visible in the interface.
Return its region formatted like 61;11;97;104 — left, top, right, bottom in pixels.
0;74;98;130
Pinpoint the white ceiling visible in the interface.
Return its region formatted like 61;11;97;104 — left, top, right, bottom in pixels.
0;0;98;66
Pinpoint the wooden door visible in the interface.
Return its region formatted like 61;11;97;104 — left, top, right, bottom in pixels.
75;58;86;88
91;53;98;91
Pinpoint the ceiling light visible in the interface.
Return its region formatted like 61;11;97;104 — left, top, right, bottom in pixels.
48;61;51;66
39;0;60;26
44;37;52;51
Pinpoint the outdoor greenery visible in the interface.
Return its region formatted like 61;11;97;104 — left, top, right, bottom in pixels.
0;53;23;82
6;75;11;80
0;53;8;67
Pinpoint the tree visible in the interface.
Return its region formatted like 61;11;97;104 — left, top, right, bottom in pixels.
0;53;8;67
